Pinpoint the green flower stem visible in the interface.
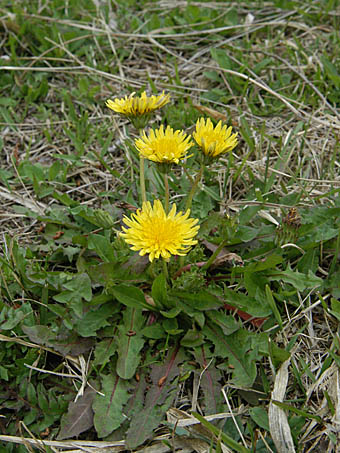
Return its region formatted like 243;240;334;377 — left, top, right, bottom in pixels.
201;239;227;272
178;165;204;269
148;260;156;279
163;259;169;282
185;164;204;212
164;171;169;214
183;166;195;185
139;155;147;203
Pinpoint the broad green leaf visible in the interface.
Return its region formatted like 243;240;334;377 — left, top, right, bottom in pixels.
236;225;259;242
321;55;340;87
6;240;27;280
58;388;95;440
75;304;114;337
52;331;94;357
239;205;262;224
181;329;205;347
93;338;116;368
244;271;268;297
297;248;319;274
0;97;17;106
305;223;339;243
53;191;79;207
63;273;92;301
141;324;165;339
269;267;322;292
168;297;198;318
27;382;37;405
0;304;34;330
151;273;167;307
22;325;94;357
19;161;45;183
126;347;185;449
116;308;145;379
112;285;154;310
87;262;140;286
249;407;269;431
245;254;283;272
21;325;54;345
88;234;115;263
192;190;215;217
210;48;232;70
171;290;222;311
268;338;291;368
194;311;205;328
93;373;131;438
162;317;182;335
71;205;115;229
123;371;148;420
160;306;181;318
223;287;272;317
89;293;114;306
330;298;340;322
0;366;8;381
199;211;225;236
53;290;74;304
69;297;84;318
24;407;39;425
193;346;224;414
205;324;258;387
206;311;240;335
301;206;340;224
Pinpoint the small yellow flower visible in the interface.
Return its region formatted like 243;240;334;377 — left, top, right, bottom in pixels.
106;91;170;117
135;125;194;164
193;117;238;158
120;200;199;262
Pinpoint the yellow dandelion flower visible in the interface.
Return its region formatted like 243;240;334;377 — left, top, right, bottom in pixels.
135;125;194;164
106;91;170;117
193;117;238;158
120;200;199;262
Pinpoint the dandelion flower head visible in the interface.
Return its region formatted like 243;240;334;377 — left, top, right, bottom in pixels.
120;200;199;262
135;125;194;164
106;91;170;117
193;117;238;158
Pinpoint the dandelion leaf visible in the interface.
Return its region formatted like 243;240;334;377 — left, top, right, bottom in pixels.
193;346;224;414
205;323;258;387
116;307;145;379
93;373;130;438
126;347;185;449
269;266;322;292
58;387;95;440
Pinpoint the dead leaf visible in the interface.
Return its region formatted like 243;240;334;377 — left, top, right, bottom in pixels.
211;252;244;269
53;231;64;240
192;104;227;122
269;359;296;453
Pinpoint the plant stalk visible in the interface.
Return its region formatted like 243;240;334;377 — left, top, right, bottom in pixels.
139;155;147;203
201;239;227;272
163;259;169;282
178;165;204;269
164;171;169;214
185;164;204;212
